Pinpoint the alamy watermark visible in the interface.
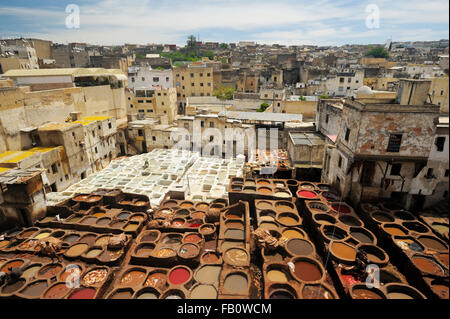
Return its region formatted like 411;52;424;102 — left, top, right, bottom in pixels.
365;4;380;29
65;4;80;29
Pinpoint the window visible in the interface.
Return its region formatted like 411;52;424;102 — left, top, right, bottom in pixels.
130;104;133;108
325;114;329;123
387;134;402;152
162;102;165;106
131;77;135;83
201;121;204;127
191;83;195;87
207;73;211;77
138;130;143;136
95;147;98;153
146;100;152;103
166;77;169;82
184;123;189;129
391;164;402;176
444;169;449;177
152;136;156;141
108;123;112;129
51;164;57;174
153;77;159;82
209;136;214;142
339;77;345;83
181;76;184;80
441;90;444;96
200;83;204;87
200;73;203;77
190;73;194;78
209;122;214;128
345;128;350;142
208;83;211;87
138;100;144;103
338;156;342;168
142;77;145;81
435;136;445;152
348;78;352;83
425;168;435;179
157;93;161;96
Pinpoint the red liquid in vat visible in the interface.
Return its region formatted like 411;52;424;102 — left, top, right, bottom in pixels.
169;268;190;285
297;191;317;198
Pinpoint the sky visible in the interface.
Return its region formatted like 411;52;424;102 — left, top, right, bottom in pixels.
0;0;448;46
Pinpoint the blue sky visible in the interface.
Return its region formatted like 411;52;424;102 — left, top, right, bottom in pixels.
0;0;448;46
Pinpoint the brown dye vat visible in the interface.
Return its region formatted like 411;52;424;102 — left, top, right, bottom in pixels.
437;253;449;268
292;259;323;282
68;287;97;299
66;244;89;257
135;244;155;257
190;284;217;299
351;287;385;299
191;211;206;220
183;233;202;244
195;202;210;211
135;201;148;206
260;215;275;222
180;201;194;208
2;279;26;294
282;228;306;239
277;213;299;226
124;223;139;231
67;216;82;223
385;284;425;299
221;241;244;251
109;289;133;299
162;234;182;244
350;228;374;244
95;235;111;246
145;272;167;288
38;264;62;279
403;221;429;233
372;212;395;223
110;221;126;229
275;201;294;211
286;239;314;256
96;218;111;226
359;245;388;265
199;224;215;236
256;201;273;210
258;187;272;195
314;214;337;226
223;248;248;266
263;249;284;263
224;229;244;240
224;273;248;294
43;282;71;299
119;200;132;205
87;195;101;202
330;242;356;262
141;231;160;242
194;265;222;284
118;212;131;219
171;218;186;227
92;212;105;218
1;260;24;273
20;280;48;297
130;214;145;222
22;265;42;280
322;225;348;241
267;269;288;283
259;222;279;231
383;225;408;236
269;289;296;299
74;195;89;201
339;215;362;227
411;256;445;275
155;248;175;258
225;211;242;220
79;234;97;245
430;281;449;299
163;200;178;207
0;240;10;249
302;284;335;299
99;249;122;261
418;236;447;252
63;234;80;244
121;270;146;286
202;252;220;264
85;248;103;258
83;268;108;286
257;180;271;186
178;243;200;259
80;217;97;225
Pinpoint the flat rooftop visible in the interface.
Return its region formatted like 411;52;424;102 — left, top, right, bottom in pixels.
218;111;303;123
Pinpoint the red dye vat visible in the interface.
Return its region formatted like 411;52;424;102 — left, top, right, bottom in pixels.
341;274;361;286
297;191;317;199
69;287;96;299
189;223;202;228
169;268;190;285
184;234;201;243
332;204;351;214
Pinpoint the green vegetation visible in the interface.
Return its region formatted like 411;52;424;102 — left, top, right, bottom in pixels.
213;86;236;100
220;43;229;50
257;102;270;112
135;53;146;59
298;96;306;101
161;51;201;63
365;45;389;59
319;94;329;99
201;50;215;60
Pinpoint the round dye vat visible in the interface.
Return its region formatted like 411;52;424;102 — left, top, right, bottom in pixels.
261;216;275;222
277;215;299;226
135;201;148;206
92;212;105;218
224;248;248;266
162;235;181;244
188;221;202;228
95;235;111;246
297;190;317;199
87;195;101;202
194;265;221;284
169;267;191;285
418;237;447;251
293;260;322;282
437;254;449;268
411;256;444;275
66;244;89;258
74;195;89;201
258;187;272;195
124;223;139;231
384;226;407;236
302;285;334;299
69;287;96;299
352;288;384;299
286;239;314;256
180;201;194;208
145;273;167;288
85;249;103;258
330;242;356;261
60;266;81;283
79;235;97;245
38;264;62;279
184;234;202;244
275;202;294;212
19;229;38;238
314;214;336;225
225;212;242;220
21;265;41;280
387;292;414;299
0;240;10;248
196;203;210;211
191;212;206;220
224;229;244;240
34;232;51;240
339;215;362;227
43;283;71;299
259;222;279;231
431;284;449;299
155;248;175;258
137;292;158;299
178;244;200;259
431;223;449;234
372;212;394;223
351;230;373;244
225;221;244;229
100;249;122;261
331;204;351;214
202;252;220;263
141;232;159;242
257;180;270;186
308;202;330;214
256;201;273;210
119;200;132;205
269;290;295;299
282;229;305;239
299;183;315;190
67;216;82;223
2;279;26;294
96;218;111;226
171;219;185;227
274;190;290;198
110;221;126;229
121;270;146;286
221;241;244;251
130;215;145;222
190;285;217;299
267;269;288;283
20;281;48;297
224;274;248;293
199;225;215;235
117;212;131;220
1;260;24;273
63;234;80;244
136;245;154;257
80;217;97;225
83;268;108;286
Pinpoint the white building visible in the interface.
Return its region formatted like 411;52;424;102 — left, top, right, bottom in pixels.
128;66;173;90
320;70;364;97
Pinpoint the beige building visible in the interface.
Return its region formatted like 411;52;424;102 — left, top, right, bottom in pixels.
127;87;178;123
429;77;449;114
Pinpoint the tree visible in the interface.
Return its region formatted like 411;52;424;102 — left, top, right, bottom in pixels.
365;46;389;59
187;35;197;49
220;43;228;50
319;94;328;99
257;102;270;112
298;96;306;101
213;86;236;100
201;51;215;60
